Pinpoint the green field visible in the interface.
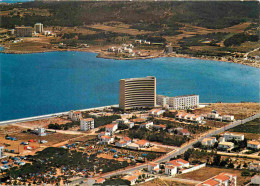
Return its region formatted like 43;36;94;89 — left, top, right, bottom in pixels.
228;118;260;134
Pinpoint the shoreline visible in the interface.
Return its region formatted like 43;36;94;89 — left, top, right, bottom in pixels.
0;46;259;68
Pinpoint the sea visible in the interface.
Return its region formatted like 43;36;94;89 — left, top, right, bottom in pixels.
0;51;259;121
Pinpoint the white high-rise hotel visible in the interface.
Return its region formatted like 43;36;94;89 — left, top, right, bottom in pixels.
157;94;199;110
119;76;156;110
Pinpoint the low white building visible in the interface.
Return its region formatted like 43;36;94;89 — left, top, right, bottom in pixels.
166;159;189;168
80;118;94;131
69;110;82;121
123;175;138;185
196;172;237;186
218;142;234;150
247;140;260;150
105;123;118;134
149;109;165;117
207;113;220;119
224;133;244;141
100;135;114;144
125;122;135;128
222;115;234;121
201;137;217;146
148;162;160;173
98;132;111;139
115;140;128;147
153;124;167;130
139;122;153;129
0;146;4;158
165;165;177;176
251;175;260;185
36;127;46;136
136;140;150;148
156;94;199;110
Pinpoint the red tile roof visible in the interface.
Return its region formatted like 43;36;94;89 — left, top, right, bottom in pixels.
202;178;220;186
123;137;131;141
176;158;189;164
136;140;149;146
166;160;182;167
83;118;94;122
106;124;117;129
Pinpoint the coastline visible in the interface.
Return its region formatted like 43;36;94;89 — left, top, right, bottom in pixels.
0;46;259;68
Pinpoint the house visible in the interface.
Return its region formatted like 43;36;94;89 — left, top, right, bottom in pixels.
218;142;234;151
95;177;105;184
181;113;189;120
105;123;118;134
179;129;190;136
125;122;135;128
207;113;220;119
68;110;82;121
166;159;189;168
175;112;184;120
80;118;94;131
196;172;237;186
127;143;139;150
98;132;111;139
122;137;132;144
153;124;167;130
249;162;260;171
186;114;195;121
115;140;128;147
116;118;129;124
100;135;114;144
148;162;160;173
165;165;177;176
131;118;146;123
223;133;244;141
149;109;165;117
247;140;260;150
139;122;153;129
192;115;204;124
251;175;260;185
135;40;142;44
136;140;150;148
123;175;138;185
222;115;234;122
201;137;217;146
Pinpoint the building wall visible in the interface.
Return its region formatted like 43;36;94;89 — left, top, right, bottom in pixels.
15;27;33;37
119;76;156;110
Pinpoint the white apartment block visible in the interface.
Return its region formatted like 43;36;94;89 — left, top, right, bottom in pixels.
224;133;244;141
157;94;199;110
80;118;94;131
69;110;82;121
0;146;4;158
165;165;177;176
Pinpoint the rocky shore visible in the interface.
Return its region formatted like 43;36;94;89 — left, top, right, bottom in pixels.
1;46;259;68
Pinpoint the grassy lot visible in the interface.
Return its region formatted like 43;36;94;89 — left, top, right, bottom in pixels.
139;178;194;186
193;103;260;120
177;167;253;185
228;118;260;134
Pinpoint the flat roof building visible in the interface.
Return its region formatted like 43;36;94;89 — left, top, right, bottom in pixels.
15;26;33;37
34;23;44;33
119;76;156;110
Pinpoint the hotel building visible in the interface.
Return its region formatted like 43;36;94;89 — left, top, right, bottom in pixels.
34;23;44;33
15;26;33;37
157;94;199;110
119;76;156;110
80;118;94;131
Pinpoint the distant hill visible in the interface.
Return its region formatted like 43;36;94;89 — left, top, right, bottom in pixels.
0;1;259;29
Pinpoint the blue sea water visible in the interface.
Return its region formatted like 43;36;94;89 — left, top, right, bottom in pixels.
0;0;33;3
0;51;259;121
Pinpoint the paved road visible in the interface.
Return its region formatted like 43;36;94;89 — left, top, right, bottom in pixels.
100;114;260;179
0;105;118;126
